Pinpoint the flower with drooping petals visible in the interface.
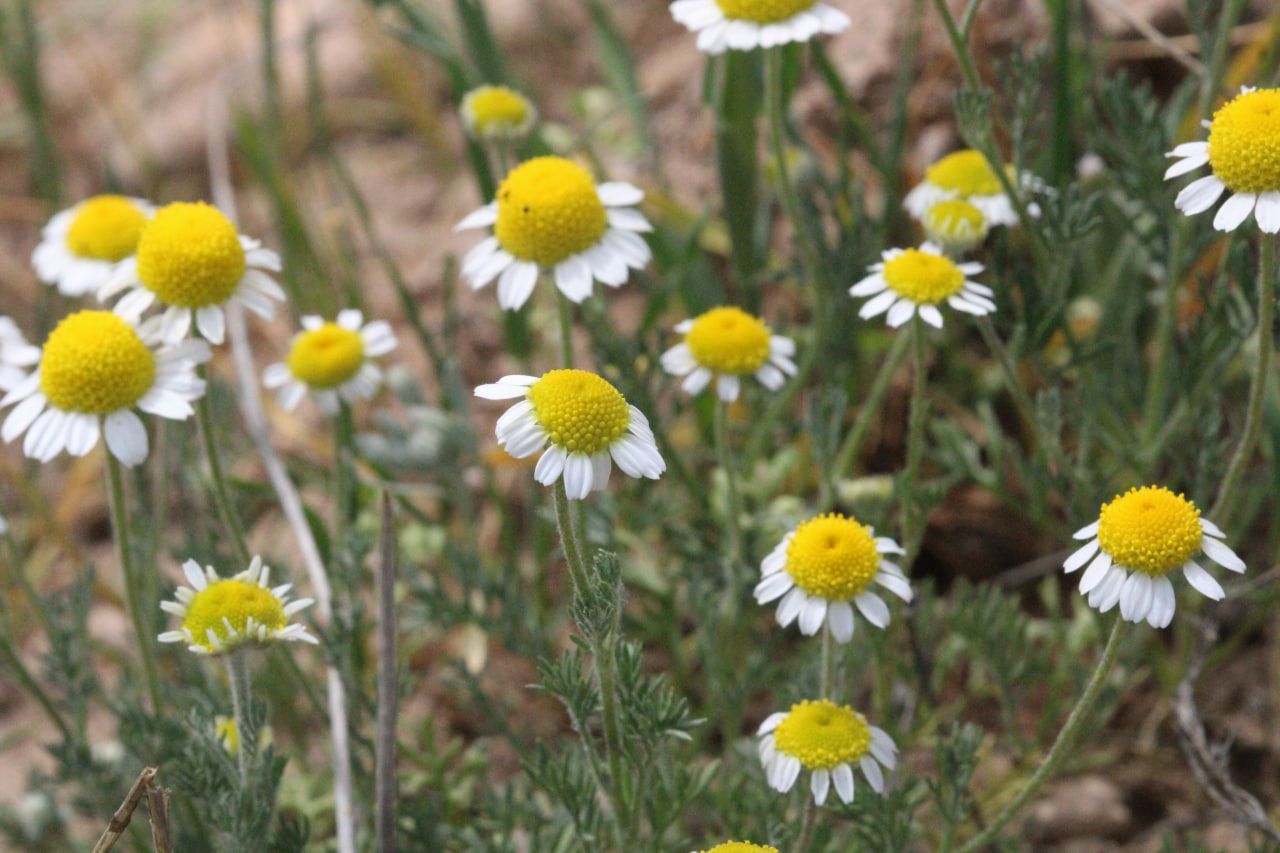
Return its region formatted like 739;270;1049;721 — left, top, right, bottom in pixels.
460;85;538;142
904;149;1038;227
851;242;993;328
262;309;398;414
758;699;897;805
100;201;284;345
660;306;797;402
922;200;989;254
669;0;849;54
474;370;665;499
455;156;652;310
1064;486;1245;628
32;195;154;297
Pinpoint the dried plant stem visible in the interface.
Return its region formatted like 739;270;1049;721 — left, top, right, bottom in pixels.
376;492;401;853
91;766;159;853
105;453;162;713
955;618;1126;853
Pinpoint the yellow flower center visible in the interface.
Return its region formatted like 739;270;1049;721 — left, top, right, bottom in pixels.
494;157;608;267
466;86;532;135
714;0;816;23
65;195;147;262
135;202;247;308
684;307;772;375
181;579;287;651
1207;88;1280;194
216;717;241;754
1096;486;1203;577
772;699;871;771
785;513;880;599
881;249;965;305
527;369;630;455
286;323;365;389
700;844;779;853
924;149;1003;196
39;311;155;415
923;200;988;249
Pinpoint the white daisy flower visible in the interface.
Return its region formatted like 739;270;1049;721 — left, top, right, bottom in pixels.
100;201;284;345
851;242;993;328
1064;485;1246;629
669;0;849;54
474;370;665;499
660;306;797;402
758;699;897;805
0;317;40;392
903;149;1039;227
754;513;912;642
262;309;398;414
0;310;210;467
455;156;652;310
460;85;538;142
31;195;153;297
158;555;317;655
1165;86;1280;233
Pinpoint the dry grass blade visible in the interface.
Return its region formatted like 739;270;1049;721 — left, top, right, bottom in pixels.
90;766;159;853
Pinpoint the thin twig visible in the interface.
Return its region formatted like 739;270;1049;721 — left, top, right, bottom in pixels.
1086;0;1205;75
145;780;173;853
376;492;400;853
91;766;158;853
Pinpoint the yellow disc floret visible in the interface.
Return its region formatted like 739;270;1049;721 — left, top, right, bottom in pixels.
527;369;630;455
181;579;287;651
773;699;871;770
785;513;881;599
135;202;247;308
39;311;155;415
923;200;988;251
494;157;608;267
699;844;780;853
882;249;965;304
65;195;147;262
464;85;533;137
685;307;772;374
1207;88;1280;194
287;323;365;389
715;0;816;23
925;149;1003;196
1097;486;1203;577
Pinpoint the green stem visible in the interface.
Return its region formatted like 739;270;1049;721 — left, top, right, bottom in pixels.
0;592;72;741
957;618;1126;853
900;319;930;562
557;289;575;369
1209;234;1276;524
714;399;744;575
823;333;913;509
551;480;588;594
105;453;162;714
334;402;358;535
930;0;982;91
1140;223;1186;445
224;650;252;784
196;387;251;566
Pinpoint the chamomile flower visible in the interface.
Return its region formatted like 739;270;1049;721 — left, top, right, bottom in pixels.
669;0;849;54
758;699;897;805
904;149;1036;227
216;715;273;755
0;317;40;392
660;306;797;402
455;156;652;310
1064;486;1245;629
262;309;398;414
695;844;778;853
1165;87;1280;233
100;201;284;345
460;85;538;142
851;243;993;328
474;370;665;499
158;556;317;655
922;200;989;254
31;195;153;297
755;513;912;642
0;310;210;467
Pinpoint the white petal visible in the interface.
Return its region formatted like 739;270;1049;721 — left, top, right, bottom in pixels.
563;453;593;499
1256;192;1280;234
860;756;885;793
917;304;944;329
1175;174;1226;215
554;255;594;303
1201;535;1245;573
606;208;652;233
454;203;498;231
1182;560;1224;601
475;378;537;399
886;299;916;327
776;587;807;627
798;597;828;635
104;410;148;466
1078;551;1114;595
716;374;740;402
1200;518;1225;538
1162;151;1210;180
1213;192;1256;232
25;409;70;461
858;289;898;319
754;571;794;604
854;591;890;627
533;446;567;486
65;413;101;456
1118;572;1153;624
1073;520;1100;539
596;182;643;206
682;367;713;396
874;571;913;602
811;769;830;805
1167;141;1209;159
590;452;611;491
849;273;887;297
832;763;855;803
3;393;47;442
496;261;539;310
1148;576;1177;628
828;601;855;642
584;244;628;286
757;712;786;735
1064;538;1100;573
602;230;651;269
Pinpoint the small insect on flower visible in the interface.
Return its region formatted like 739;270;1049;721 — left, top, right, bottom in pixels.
660;307;797;402
455;156;652;310
474;370;665;499
0;317;40;392
0;310;210;467
262;309;398;414
159;556;317;655
755;513;912;642
904;149;1039;228
460;85;538;142
1064;486;1245;629
851;242;994;328
32;195;154;297
1165;86;1280;233
669;0;849;54
758;699;897;805
100;201;284;345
